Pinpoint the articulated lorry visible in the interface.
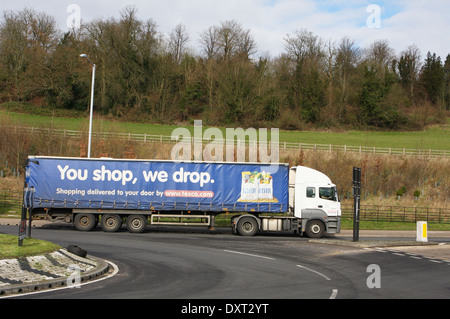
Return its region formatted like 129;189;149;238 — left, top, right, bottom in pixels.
24;156;341;238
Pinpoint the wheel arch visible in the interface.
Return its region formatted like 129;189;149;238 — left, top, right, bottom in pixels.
300;209;331;238
232;214;261;228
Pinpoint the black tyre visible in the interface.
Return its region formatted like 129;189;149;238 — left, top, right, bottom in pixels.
73;214;97;232
126;215;147;233
237;217;259;236
67;244;87;258
305;220;325;238
101;214;122;232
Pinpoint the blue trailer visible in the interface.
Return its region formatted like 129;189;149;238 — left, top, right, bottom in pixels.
25;156;340;237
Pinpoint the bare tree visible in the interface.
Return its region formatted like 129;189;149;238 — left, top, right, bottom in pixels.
284;29;324;66
237;28;257;60
365;39;395;72
216;20;241;60
200;20;256;60
168;23;190;63
335;37;360;104
199;26;218;59
323;39;336;106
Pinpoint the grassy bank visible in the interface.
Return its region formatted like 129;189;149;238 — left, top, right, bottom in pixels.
0;234;61;259
1;102;449;151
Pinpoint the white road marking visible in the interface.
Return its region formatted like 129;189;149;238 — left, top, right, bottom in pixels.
223;249;276;260
296;264;331;281
367;247;450;265
329;289;339;299
224;249;337;299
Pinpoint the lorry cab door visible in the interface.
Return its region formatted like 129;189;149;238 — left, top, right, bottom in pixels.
293;183;319;218
303;184;319;210
317;186;339;217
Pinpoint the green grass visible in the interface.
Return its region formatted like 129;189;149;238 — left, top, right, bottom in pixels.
0;206;21;216
0;234;61;259
280;128;450;150
340;219;450;231
2;102;449;151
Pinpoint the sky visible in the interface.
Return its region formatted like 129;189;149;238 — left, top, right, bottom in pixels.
1;0;449;60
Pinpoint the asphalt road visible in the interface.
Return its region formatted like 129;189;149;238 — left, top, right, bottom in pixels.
1;223;449;301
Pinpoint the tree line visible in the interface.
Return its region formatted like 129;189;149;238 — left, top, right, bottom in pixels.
0;6;449;130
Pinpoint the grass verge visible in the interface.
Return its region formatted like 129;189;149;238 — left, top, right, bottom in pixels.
216;215;450;231
0;234;61;259
340;219;450;231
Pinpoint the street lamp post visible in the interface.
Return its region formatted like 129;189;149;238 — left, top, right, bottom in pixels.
79;54;96;158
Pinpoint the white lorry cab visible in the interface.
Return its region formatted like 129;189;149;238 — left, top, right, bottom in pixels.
232;165;341;237
289;166;341;238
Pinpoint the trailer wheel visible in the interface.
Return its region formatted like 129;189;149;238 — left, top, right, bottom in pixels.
305;220;325;238
73;214;97;232
126;215;147;233
101;214;122;232
237;217;258;236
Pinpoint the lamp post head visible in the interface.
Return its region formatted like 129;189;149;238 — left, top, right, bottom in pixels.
79;53;95;67
80;53;95;68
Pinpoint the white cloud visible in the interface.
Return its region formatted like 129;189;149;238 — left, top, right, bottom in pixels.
1;0;448;59
379;0;450;58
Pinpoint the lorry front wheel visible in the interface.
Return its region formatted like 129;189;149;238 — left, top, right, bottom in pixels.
101;214;122;232
73;213;97;232
126;215;147;233
237;217;258;236
305;220;325;238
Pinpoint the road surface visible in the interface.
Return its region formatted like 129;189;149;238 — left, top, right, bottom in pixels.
1;223;449;302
